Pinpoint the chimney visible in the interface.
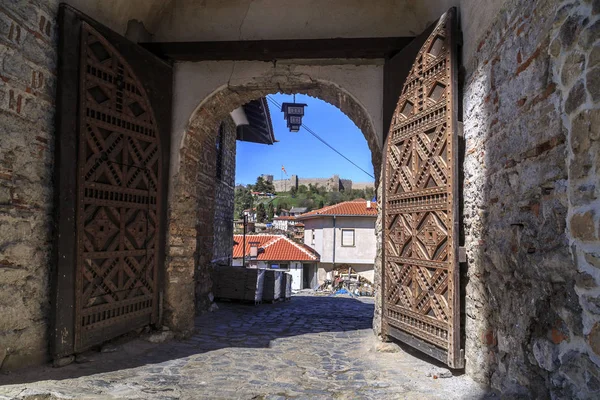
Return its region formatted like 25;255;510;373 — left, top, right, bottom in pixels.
249;242;259;259
367;200;371;209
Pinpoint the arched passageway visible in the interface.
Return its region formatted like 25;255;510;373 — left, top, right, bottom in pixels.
163;77;384;334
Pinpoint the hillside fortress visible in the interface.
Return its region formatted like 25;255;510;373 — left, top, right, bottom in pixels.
261;174;374;193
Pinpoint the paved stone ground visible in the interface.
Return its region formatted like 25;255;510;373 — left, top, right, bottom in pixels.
0;294;495;399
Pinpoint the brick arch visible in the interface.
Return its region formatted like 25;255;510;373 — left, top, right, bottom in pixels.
164;79;381;334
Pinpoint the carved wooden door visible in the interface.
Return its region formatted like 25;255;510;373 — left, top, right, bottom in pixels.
53;5;171;358
383;8;463;368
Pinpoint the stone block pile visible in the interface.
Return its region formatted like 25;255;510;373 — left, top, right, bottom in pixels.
213;266;293;305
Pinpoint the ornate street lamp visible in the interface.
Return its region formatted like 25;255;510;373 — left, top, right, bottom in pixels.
281;95;307;132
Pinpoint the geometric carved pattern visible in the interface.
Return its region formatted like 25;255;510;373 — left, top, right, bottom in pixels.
76;23;161;351
384;10;461;368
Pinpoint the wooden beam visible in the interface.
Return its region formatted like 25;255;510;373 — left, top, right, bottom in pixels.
140;37;414;61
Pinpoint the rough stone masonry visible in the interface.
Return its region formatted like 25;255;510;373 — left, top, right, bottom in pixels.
462;0;600;397
0;0;58;371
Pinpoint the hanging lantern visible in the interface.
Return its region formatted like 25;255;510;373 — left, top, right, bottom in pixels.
281;99;307;132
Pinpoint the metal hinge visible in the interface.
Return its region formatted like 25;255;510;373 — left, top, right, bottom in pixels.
458;246;467;263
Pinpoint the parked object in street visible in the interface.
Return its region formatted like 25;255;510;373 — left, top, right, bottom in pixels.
263;270;283;302
214;266;265;304
282;273;293;300
232;234;320;291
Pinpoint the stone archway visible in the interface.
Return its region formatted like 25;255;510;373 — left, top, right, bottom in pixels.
163;77;382;334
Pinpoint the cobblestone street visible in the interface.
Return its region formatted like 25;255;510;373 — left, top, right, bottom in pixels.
0;295;493;399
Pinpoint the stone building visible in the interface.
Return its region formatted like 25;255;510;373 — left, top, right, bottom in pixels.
211;100;273;285
272;174;374;192
0;0;599;398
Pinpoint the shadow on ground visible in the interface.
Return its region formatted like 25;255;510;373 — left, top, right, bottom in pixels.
0;295;374;386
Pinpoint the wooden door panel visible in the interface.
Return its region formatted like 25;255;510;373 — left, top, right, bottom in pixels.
53;5;171;358
383;8;463;368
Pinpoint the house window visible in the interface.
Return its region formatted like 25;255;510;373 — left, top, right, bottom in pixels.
341;229;355;247
215;123;224;181
311;229;315;245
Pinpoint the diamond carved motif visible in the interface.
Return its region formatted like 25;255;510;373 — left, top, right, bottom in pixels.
128;101;145;117
389;215;412;257
88;86;109;104
416;212;447;260
428;82;446;102
400;101;414;118
84;207;119;251
428;35;445;57
126;210;148;249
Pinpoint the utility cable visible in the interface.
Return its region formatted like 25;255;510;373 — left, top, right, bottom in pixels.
265;96;375;180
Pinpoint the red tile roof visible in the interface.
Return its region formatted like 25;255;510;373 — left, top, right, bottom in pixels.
273;216;296;221
296;200;377;219
233;234;319;261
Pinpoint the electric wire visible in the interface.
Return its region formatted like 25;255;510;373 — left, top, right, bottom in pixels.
265;96;375;180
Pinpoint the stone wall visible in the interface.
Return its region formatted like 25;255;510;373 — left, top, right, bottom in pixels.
297;175;341;192
165;115;220;335
212;117;236;268
551;0;600;395
372;182;383;338
462;0;599;397
271;174;374;193
0;0;58;371
351;182;376;191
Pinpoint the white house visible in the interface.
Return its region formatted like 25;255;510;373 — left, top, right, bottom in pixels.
243;208;256;223
272;215;298;231
232;234;320;290
296;200;377;285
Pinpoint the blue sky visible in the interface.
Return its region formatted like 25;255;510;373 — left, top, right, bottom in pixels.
235;93;375;185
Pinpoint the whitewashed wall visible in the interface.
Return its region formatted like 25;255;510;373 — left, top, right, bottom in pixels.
303;217;376;264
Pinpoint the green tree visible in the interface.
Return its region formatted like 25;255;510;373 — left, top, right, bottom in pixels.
277;201;288;214
254;176;266;192
326;191;342;205
309;183;321;195
318;200;325;209
298;184;308;194
253;176;275;194
265;180;275;193
256;203;267;223
290;186;298;197
267;202;275;221
298;198;313;210
234;187;254;218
